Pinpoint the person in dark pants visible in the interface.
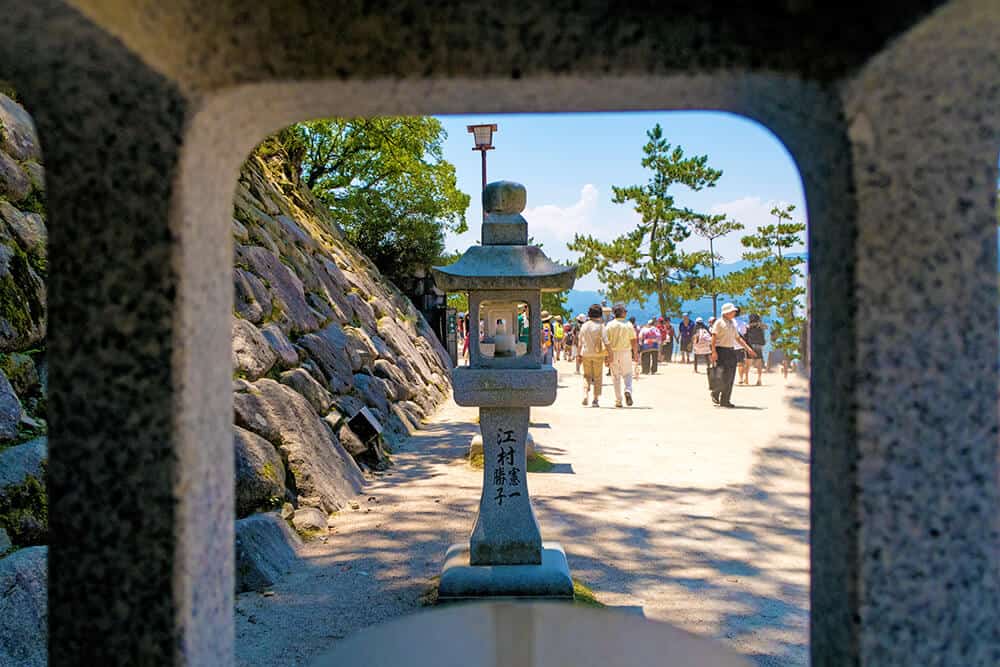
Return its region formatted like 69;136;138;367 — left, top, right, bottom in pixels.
638;319;661;374
710;302;757;407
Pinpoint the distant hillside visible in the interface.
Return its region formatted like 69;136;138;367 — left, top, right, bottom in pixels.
565;254;807;323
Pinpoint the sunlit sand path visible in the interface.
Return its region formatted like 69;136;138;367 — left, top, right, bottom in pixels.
236;357;810;667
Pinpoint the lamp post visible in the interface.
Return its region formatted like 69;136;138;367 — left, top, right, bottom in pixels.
467;123;498;223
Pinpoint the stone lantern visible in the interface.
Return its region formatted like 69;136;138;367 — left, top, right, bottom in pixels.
431;180;576;600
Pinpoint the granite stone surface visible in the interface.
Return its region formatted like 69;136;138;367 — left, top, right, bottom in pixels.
469;407;542;566
1;0;996;664
439;542;573;601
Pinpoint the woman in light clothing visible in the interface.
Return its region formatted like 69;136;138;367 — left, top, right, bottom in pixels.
692;318;712;373
604;304;638;408
577;305;607;407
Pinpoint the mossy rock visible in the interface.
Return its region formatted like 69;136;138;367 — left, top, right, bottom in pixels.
0;471;47;547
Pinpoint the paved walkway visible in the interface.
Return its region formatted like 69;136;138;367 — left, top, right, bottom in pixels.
236;358;810;666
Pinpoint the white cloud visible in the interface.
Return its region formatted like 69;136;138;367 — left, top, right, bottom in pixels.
522;183;600;254
682;196;806;263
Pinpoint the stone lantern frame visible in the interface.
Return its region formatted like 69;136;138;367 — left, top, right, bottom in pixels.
1;2;997;665
467;289;542;369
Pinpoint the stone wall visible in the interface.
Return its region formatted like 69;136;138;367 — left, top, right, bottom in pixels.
229;152;452;520
0;92;47;556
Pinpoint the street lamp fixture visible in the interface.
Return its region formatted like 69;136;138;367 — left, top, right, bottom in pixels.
468;123;498;222
468;123;497;151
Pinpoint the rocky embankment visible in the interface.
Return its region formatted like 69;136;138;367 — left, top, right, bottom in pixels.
0;91;48;667
229;151;452;587
0;91;452;665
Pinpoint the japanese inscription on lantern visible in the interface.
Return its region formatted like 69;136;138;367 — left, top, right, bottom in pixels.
493;428;522;506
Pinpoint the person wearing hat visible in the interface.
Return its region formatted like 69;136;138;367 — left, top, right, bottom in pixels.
603;304;638;407
577;304;607;407
638;318;662;375
540;310;554;365
710;303;757;407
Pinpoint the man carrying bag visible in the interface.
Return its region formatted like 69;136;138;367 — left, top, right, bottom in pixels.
709;303;756;408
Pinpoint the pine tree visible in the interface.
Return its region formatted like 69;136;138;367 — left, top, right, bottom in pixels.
691;213;744;317
568;124;720;317
730;203;806;376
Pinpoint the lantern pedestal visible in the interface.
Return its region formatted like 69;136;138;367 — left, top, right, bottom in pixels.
437;542;573;601
432;180;577;602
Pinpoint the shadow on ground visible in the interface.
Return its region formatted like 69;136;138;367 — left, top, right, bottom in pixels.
236;386;810;667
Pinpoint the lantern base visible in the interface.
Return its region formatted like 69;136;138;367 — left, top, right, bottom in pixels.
437;542;574;601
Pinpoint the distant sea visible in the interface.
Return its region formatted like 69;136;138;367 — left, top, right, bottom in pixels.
563;254;807;324
562;254;808;361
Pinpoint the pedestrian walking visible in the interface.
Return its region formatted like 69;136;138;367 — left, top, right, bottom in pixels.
638;319;662;374
577;305;606;407
573;313;586;373
678;313;695;364
604;304;638;408
710;302;757;408
734;307;750;384
657;317;673;363
540;310;554;365
744;313;767;386
692;317;712;373
552;315;565;361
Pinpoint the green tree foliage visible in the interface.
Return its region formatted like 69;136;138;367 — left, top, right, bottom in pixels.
261;117;470;284
691;213;744;317
730;203;807;363
568;124;720;317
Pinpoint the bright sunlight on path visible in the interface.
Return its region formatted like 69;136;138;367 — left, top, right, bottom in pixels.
236;359;810;667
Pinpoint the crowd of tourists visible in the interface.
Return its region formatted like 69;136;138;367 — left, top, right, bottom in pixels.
456;301;768;409
559;302;767;409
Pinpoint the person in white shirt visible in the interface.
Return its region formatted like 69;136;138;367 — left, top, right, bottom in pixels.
603;304;638;408
710;303;756;408
577;305;607;407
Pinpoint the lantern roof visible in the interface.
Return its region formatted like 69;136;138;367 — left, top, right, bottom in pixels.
431;180;576;292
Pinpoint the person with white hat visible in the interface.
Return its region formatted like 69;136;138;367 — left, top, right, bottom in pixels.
710;303;757;407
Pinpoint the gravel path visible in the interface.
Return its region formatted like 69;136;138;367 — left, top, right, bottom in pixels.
236;359;810;666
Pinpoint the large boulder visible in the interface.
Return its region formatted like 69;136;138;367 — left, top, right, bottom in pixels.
235;513;300;593
236;244;323;334
291;507;328;534
298;327;355;394
377;316;437;384
0;244;45;352
234;426;286;518
0;203;45;262
373;359;413;400
0;435;43;491
233;379;363;513
0;352;38;397
0;546;47;667
233;268;270;324
0;94;41;162
232;318;277;381
0;151;30;203
278;368;333;414
0;369;21;442
0;437;47;546
260;323;299;369
353;373;392;417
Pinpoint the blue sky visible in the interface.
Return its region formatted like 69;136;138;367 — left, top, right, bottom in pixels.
435;112;808;291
